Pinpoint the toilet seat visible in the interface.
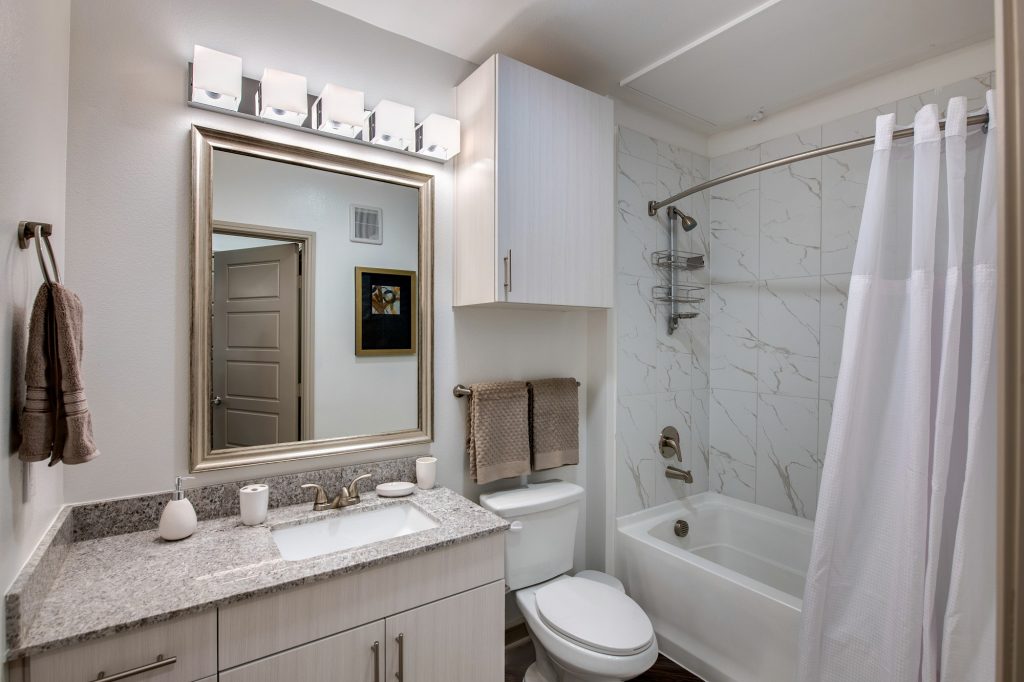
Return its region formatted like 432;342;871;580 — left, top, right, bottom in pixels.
534;577;655;656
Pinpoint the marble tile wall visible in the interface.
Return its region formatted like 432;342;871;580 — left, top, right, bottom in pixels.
707;73;993;519
616;126;711;516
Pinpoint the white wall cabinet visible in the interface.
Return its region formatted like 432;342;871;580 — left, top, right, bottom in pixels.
455;54;614;309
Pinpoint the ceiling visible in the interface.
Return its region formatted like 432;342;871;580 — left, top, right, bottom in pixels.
313;0;994;135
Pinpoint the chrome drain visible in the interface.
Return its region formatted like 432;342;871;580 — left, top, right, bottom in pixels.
674;519;689;538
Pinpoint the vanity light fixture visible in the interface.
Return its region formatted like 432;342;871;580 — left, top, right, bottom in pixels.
191;45;242;111
257;68;308;125
313;84;365;138
366;100;415;150
415;114;461;161
186;47;460;162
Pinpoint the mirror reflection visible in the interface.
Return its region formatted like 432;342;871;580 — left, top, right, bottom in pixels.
209;150;420;449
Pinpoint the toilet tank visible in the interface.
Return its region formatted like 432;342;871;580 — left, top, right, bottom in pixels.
479;481;584;589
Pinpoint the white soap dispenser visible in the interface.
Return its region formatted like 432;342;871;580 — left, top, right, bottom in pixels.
159;476;197;541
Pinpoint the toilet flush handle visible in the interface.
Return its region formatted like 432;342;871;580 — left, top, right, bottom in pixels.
508;521;524;533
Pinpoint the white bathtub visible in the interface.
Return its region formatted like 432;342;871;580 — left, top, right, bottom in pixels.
617;492;813;682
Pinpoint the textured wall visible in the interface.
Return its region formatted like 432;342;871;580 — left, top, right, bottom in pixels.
615;127;712;516
707;72;995;519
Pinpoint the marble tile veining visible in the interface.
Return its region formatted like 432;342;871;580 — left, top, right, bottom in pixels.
6;487;507;660
709;389;757;502
757;277;821;399
759;129;822;280
755;393;819;519
710;282;759;393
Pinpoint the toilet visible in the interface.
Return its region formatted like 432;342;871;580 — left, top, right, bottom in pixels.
480;482;659;682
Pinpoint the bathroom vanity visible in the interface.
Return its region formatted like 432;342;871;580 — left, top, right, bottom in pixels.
5;483;508;682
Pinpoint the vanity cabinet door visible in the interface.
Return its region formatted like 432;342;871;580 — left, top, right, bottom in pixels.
219;620;384;682
384;580;504;682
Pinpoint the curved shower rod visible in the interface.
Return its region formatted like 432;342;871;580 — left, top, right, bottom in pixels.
648;112;990;217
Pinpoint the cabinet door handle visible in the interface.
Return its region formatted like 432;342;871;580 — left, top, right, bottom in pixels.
371;641;380;682
503;250;512;293
394;633;404;681
92;654;175;681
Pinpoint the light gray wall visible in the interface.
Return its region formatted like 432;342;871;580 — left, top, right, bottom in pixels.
706;72;995;520
212;150;420;439
1;0;70;673
63;0;603;572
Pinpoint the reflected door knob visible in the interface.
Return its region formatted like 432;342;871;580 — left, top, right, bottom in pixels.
211;396;222;406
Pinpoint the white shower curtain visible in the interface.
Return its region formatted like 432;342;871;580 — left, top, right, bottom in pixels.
797;92;997;682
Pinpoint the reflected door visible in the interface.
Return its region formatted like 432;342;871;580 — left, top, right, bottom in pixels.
212;243;300;449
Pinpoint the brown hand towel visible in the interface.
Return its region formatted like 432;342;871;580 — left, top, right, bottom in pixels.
17;283;98;465
528;378;579;470
18;286;56;462
51;283;98;465
467;382;530;484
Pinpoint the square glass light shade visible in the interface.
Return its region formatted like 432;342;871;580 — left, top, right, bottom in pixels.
368;100;415;150
313;84;365;138
191;45;242;111
416;114;461;160
257;68;309;126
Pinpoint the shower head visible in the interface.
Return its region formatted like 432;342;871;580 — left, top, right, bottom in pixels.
667;206;698;232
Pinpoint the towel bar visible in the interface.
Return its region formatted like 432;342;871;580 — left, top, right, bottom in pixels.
453;381;580;398
17;221;61;285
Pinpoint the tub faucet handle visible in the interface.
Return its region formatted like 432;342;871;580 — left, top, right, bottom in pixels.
659;426;682;462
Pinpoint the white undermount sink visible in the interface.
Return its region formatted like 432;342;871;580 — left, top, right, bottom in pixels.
272;503;439;561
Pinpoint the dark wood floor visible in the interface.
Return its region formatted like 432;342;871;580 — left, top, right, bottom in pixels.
505;639;705;682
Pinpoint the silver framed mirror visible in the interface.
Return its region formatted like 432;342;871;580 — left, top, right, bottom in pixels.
190;125;433;472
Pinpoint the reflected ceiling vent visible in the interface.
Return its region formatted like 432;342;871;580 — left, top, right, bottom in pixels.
351;205;383;245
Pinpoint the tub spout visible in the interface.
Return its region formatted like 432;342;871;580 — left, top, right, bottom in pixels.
665;465;693;483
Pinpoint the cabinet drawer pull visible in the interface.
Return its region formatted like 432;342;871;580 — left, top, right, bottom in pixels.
93;654;176;681
503;250;512;293
372;641;380;682
395;633;404;681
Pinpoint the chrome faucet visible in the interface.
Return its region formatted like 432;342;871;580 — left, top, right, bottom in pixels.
665;465;693;484
301;473;373;511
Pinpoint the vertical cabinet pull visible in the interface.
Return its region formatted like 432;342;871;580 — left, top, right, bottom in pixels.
371;641;380;682
394;633;404;681
503;250;512;293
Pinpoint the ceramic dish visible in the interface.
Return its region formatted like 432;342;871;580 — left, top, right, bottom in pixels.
376;481;416;497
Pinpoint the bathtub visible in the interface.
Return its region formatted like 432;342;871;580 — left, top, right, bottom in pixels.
616;492;813;682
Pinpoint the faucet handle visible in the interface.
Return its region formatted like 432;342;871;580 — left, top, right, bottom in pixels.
301;483;330;511
344;473;373;504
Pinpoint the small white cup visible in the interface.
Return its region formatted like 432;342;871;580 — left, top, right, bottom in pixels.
240;484;269;525
416;457;437;490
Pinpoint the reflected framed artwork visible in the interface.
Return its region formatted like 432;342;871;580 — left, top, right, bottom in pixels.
355;267;417;356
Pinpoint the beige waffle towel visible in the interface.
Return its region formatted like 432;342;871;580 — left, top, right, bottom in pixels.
18;283;98;465
528;378;579;470
467;382;530;484
18;286;56;462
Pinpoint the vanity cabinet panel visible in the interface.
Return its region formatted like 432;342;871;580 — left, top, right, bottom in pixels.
26;611;216;682
220;620;384;682
385;580;504;682
217;534;503;668
455;54;614;309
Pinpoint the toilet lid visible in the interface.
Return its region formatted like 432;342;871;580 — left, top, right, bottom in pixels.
534;578;654;656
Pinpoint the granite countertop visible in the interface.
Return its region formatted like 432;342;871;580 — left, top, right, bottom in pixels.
6;487;509;660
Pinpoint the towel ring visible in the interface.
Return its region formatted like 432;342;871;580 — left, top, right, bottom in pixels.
18;221;61;285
